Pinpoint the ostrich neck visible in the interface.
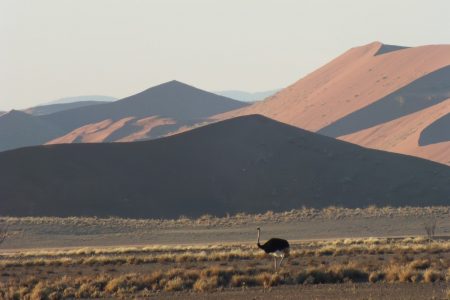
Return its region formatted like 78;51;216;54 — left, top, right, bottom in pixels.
257;229;262;248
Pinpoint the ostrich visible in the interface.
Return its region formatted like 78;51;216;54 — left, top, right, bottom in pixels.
256;227;290;271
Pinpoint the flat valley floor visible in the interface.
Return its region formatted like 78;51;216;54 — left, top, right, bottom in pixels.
3;207;450;249
156;283;449;300
1;207;449;299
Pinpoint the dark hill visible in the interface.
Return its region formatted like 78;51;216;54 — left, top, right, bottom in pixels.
0;115;449;218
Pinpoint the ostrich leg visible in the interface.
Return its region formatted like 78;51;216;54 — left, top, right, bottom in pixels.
279;254;285;268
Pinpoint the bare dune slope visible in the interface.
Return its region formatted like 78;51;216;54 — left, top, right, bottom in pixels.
216;42;450;165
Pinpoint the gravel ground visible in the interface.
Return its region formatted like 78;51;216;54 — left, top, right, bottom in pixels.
152;283;448;300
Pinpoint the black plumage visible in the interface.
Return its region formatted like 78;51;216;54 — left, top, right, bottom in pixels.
257;237;290;253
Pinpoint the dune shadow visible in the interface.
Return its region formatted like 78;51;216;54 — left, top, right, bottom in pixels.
419;113;450;146
374;44;409;56
318;66;450;138
103;118;140;142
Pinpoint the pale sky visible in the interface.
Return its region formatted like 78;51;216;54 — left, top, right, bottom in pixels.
1;0;449;111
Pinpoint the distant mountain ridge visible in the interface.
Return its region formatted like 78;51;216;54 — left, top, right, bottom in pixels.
42;95;117;105
214;89;280;102
0;115;449;218
24;101;109;116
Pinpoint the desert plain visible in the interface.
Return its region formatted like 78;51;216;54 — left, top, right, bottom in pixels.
1;206;449;299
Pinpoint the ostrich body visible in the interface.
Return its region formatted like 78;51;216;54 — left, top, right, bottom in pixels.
257;227;290;271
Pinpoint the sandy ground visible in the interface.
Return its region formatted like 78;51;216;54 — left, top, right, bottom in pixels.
153;283;448;300
1;212;450;299
3;214;450;250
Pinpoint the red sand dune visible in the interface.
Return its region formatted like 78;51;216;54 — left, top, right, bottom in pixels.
48;116;178;144
340;98;450;165
216;42;450;165
47;119;118;144
116;116;177;142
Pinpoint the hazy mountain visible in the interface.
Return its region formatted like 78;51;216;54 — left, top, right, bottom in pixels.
214;89;280;102
43;95;117;105
1;115;449;218
24;101;108;116
216;42;450;165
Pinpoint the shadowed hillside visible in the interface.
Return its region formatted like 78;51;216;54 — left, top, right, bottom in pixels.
0;115;449;218
0;110;64;152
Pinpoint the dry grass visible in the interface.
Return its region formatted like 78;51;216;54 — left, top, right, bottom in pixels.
2;206;449;231
0;265;380;298
0;265;447;298
1;237;449;269
423;268;444;283
0;236;449;298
